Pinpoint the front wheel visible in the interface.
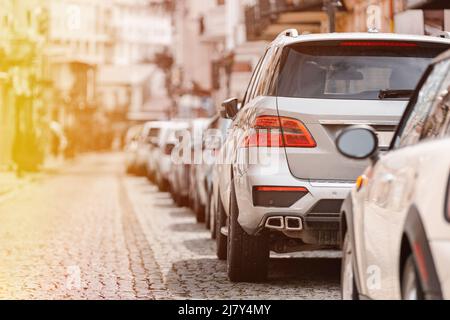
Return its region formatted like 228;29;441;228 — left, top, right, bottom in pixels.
401;255;424;300
215;192;227;260
227;184;269;283
341;230;358;300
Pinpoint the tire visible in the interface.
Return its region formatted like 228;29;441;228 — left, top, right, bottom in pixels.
205;190;211;230
215;191;227;260
401;255;424;300
194;193;205;223
227;183;269;283
341;231;359;300
210;193;216;239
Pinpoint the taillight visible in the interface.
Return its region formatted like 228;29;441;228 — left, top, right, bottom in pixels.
243;116;316;148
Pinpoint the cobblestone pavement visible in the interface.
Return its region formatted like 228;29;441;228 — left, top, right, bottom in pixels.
0;153;341;300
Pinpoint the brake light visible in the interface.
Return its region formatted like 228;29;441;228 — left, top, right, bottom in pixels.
340;41;418;47
243;116;316;148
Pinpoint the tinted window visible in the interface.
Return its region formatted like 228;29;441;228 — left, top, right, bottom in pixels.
395;59;450;148
277;41;449;100
253;47;281;97
242;53;266;106
421;70;450;140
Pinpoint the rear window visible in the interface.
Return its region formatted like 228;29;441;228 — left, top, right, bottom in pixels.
277;40;450;100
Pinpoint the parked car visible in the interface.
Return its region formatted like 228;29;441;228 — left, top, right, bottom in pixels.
188;118;213;222
204;117;233;232
168;118;210;208
168;127;191;207
215;30;450;282
125;124;143;174
148;121;189;191
338;49;450;300
134;121;164;176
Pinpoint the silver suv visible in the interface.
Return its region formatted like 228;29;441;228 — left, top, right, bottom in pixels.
215;30;450;282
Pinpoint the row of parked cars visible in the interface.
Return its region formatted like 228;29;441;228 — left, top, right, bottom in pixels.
126;30;450;300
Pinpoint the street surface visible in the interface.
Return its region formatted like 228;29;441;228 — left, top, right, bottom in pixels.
0;153;340;299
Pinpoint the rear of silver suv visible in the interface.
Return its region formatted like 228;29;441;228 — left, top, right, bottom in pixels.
216;31;450;282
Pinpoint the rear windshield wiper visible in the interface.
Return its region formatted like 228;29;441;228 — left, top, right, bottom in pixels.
378;89;414;100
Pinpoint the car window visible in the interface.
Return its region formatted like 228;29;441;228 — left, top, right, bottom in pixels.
242;52;266;106
247;51;271;102
277;41;449;100
253;47;281;97
395;59;450;148
421;70;450;140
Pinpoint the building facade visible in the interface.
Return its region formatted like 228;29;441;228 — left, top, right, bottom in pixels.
0;0;51;171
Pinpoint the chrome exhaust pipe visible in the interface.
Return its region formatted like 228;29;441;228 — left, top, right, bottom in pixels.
265;216;284;230
285;217;303;231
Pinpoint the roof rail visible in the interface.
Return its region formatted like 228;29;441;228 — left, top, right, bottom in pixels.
278;28;299;38
437;32;450;39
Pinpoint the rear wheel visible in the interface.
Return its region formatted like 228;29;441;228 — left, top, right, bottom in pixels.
194;192;205;223
227;184;269;283
401;255;424;300
210;194;216;239
205;189;211;230
341;231;358;300
215;192;227;260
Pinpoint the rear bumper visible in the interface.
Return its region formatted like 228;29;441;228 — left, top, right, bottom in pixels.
234;160;353;243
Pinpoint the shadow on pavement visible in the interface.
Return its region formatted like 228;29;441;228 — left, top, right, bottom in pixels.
164;257;341;299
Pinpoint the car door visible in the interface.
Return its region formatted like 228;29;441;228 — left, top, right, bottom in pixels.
358;58;450;299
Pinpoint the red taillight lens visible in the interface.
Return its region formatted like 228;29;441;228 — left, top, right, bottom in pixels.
254;186;308;192
243;116;316;148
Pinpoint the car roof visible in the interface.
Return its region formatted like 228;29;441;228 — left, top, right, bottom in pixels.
272;32;450;48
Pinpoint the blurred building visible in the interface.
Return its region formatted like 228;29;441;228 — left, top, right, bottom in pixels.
98;0;173;123
47;0;112;154
0;0;50;171
172;0;267;117
47;0;172;152
171;0;219;118
395;0;450;35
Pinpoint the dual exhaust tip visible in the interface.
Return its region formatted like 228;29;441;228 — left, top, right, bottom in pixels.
265;216;303;231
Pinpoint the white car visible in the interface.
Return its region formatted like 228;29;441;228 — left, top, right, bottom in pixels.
125;124;143;174
147;121;189;191
215;30;450;282
338;49;450;300
134;121;164;176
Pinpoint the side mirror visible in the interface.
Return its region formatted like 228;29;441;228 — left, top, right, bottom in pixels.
336;125;379;161
220;98;239;119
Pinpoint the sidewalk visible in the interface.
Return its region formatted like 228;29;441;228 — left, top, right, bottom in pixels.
0;172;28;197
0;156;65;200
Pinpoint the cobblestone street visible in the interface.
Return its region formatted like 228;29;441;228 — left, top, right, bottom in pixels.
0;154;341;300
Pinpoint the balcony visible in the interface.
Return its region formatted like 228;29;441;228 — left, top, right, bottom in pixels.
245;0;340;41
